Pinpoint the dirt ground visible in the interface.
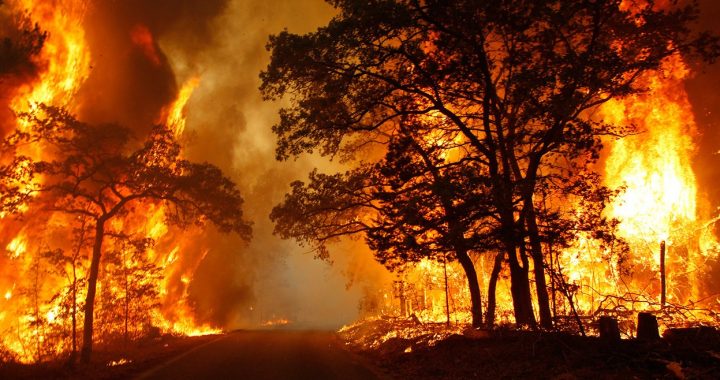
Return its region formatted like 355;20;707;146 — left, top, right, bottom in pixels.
339;318;720;380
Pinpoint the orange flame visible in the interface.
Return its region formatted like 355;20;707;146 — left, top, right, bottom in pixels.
162;77;200;136
9;0;90;122
0;1;217;363
555;52;720;327
603;55;698;245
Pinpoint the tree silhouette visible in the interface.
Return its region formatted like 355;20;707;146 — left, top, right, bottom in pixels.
272;121;499;327
262;0;718;328
43;217;91;364
4;105;252;363
0;11;46;77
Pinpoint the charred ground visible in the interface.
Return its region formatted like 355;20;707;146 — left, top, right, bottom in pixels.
340;318;720;380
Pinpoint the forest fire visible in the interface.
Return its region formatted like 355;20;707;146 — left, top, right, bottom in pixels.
9;0;89;119
557;52;720;324
263;0;720;344
2;0;720;379
0;0;228;364
356;49;720;334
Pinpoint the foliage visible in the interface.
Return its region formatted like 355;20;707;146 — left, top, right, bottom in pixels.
1;104;252;362
262;0;718;328
7;105;251;238
0;8;46;77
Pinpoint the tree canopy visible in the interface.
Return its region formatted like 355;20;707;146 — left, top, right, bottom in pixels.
263;0;718;328
2;105;252;362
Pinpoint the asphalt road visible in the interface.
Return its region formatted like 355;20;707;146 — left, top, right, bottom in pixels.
135;330;381;380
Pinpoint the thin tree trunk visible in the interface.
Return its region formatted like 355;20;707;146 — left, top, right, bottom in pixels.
123;249;129;347
68;219;87;366
70;263;77;364
485;250;504;327
548;242;558;322
33;261;41;364
80;219;104;364
456;249;483;327
124;265;129;347
660;240;666;307
554;261;586;336
524;202;553;329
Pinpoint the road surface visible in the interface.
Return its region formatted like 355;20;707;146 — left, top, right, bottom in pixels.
135;330;381;380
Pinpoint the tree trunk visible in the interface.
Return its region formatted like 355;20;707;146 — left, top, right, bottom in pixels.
524;201;553;329
507;242;536;328
456;249;483;328
549;244;557;322
70;264;77;364
496;200;536;328
33;261;42;364
124;253;129;347
80;219;104;364
485;251;504;327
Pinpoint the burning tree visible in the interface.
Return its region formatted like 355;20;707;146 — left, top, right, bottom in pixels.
40;218;91;363
2;105;252;363
272;123;498;327
262;0;718;329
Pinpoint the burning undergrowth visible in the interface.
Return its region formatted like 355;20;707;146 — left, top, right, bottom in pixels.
340;317;720;379
0;333;221;379
339;317;464;353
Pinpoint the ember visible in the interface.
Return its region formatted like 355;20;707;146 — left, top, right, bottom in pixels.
106;357;131;367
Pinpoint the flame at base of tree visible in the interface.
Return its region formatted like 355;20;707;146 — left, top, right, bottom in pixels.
352;51;720;335
358;52;720;336
553;53;720;329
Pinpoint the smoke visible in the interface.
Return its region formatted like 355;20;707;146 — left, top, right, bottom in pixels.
76;0;229;131
69;0;390;329
687;0;720;292
688;0;720;212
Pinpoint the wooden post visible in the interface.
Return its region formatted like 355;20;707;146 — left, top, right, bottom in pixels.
393;280;407;317
598;316;621;341
660;240;666;307
637;312;660;340
443;256;451;327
